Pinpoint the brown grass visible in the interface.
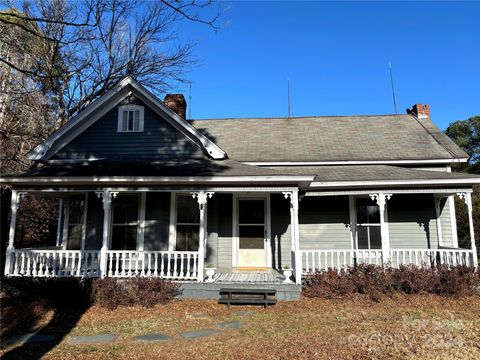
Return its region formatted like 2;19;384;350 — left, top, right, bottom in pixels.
2;294;480;359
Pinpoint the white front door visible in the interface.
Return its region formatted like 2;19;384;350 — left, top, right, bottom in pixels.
237;198;268;268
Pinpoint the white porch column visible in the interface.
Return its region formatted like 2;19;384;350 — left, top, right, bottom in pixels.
283;190;301;284
192;191;214;282
370;193;392;265
458;192;478;268
96;191;118;277
5;190;24;275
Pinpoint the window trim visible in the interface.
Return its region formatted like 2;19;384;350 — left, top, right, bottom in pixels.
117;105;144;132
110;193;142;250
352;195;388;251
169;193;200;252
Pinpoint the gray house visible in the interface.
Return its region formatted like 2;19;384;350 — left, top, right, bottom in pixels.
2;77;479;291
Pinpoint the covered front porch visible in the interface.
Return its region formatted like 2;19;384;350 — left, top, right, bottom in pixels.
4;186;478;283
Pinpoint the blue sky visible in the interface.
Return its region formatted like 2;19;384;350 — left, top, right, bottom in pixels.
173;1;479;129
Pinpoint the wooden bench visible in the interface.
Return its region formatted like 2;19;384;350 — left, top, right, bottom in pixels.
218;288;277;308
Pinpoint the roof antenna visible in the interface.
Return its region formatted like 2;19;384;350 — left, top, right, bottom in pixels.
188;81;192;120
388;61;398;114
287;78;291;118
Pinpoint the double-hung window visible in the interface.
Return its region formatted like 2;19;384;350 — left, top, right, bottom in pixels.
111;194;140;250
117;105;144;132
175;194;200;251
356;197;381;250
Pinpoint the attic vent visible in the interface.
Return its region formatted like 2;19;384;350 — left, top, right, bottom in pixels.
117;105;144;132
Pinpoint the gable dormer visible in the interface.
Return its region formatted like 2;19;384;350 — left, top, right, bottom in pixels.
29;77;227;162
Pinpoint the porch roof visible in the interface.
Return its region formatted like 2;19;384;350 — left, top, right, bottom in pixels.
0;159;315;185
266;165;480;188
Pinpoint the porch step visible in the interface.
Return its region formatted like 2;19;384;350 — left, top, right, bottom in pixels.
218;288;277;308
179;282;301;301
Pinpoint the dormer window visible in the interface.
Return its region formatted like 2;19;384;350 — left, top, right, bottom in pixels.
117;105;144;132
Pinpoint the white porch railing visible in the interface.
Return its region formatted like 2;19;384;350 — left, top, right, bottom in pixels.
9;249;101;277
106;251;199;280
301;248;476;274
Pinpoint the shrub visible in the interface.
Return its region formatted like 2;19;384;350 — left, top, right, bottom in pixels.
0;277;92;308
90;277;181;309
302;264;480;301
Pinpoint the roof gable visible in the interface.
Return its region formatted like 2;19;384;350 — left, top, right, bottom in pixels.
29;77;227;161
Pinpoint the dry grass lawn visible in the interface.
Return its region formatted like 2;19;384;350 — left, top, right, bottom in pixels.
1;294;480;359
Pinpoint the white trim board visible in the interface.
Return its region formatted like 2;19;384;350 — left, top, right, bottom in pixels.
28;77;227;161
1;175;314;185
245;159;468;166
309;178;480;188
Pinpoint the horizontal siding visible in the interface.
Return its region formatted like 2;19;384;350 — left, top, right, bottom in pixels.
271;193;292;269
213;194;233;270
52;97;205;160
439;196;454;247
388;194;438;249
299;196;351;250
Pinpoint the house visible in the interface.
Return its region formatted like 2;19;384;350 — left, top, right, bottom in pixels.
1;76;479;298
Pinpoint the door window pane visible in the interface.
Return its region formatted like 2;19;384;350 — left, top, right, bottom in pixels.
238;200;264;224
239;225;264;249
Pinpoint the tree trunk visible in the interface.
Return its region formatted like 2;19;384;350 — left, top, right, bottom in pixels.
0;187;12;277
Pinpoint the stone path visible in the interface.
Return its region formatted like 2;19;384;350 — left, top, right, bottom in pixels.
133;333;171;342
68;334;117;344
4;311;255;347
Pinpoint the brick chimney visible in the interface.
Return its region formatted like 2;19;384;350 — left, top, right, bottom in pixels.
406;103;430;119
164;94;187;118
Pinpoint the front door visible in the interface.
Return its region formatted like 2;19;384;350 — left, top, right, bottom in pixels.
237;198;267;268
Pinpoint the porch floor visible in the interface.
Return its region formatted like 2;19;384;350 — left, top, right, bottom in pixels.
213;270;286;284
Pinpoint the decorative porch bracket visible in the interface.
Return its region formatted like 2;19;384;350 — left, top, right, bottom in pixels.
369;193;393;265
192;191;214;282
96;191;118;277
4;190;26;275
457;192;478;268
283;191;301;284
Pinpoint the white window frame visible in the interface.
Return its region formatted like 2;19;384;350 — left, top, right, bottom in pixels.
168;193;200;251
117;105;144;132
354;196;383;250
62;193;88;250
110;193;143;250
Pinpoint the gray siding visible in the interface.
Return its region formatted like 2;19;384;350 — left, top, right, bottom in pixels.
439;196;454;247
299;196;351;250
388;194;438;249
144;192;170;251
52;98;205;160
211;193;233;270
271;194;293;269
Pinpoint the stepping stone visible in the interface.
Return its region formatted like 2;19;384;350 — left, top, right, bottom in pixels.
235;310;255;317
3;333;55;347
217;320;242;329
180;329;218;340
69;334;116;344
133;333;171;342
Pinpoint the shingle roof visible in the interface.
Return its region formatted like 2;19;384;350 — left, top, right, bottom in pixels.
190;115;468;162
2;159;308;178
267;165;480;183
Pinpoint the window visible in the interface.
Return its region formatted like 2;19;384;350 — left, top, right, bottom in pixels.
66;195;86;250
117;105;144;132
175;194;199;251
111;194;140;250
356;197;381;249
